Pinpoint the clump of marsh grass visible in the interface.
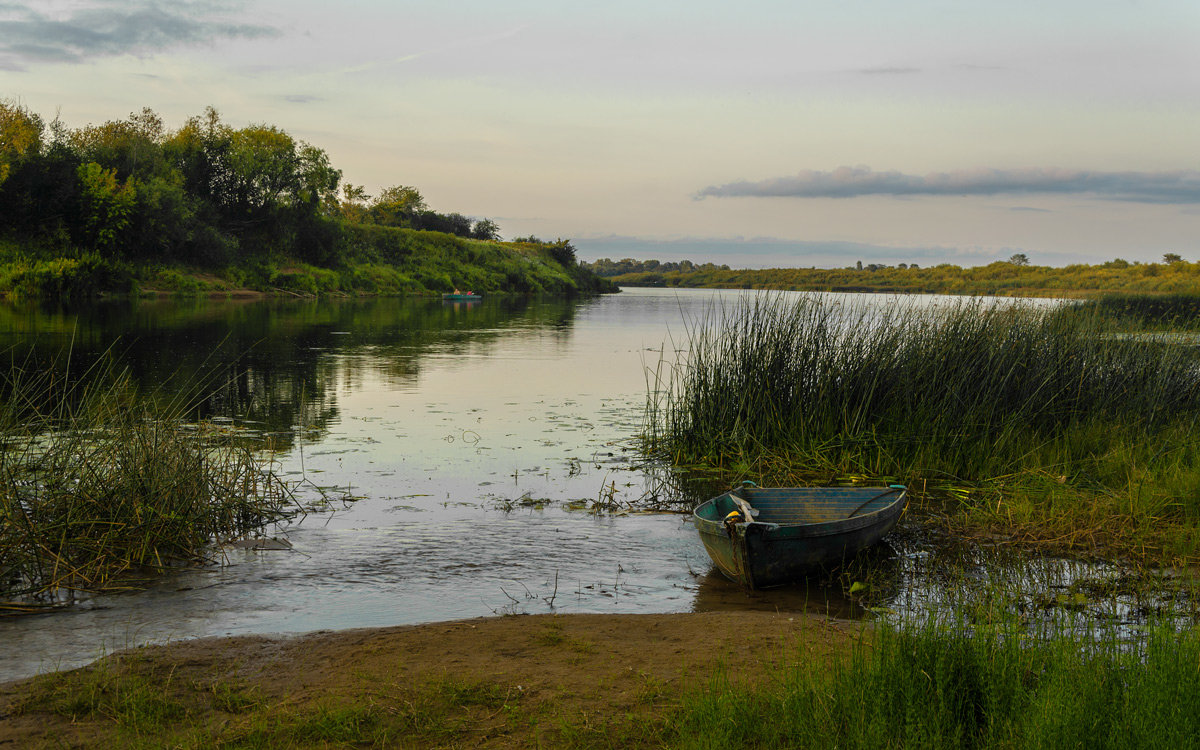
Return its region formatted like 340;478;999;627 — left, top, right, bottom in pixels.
1068;292;1200;331
669;613;1200;749
644;294;1200;554
0;353;300;611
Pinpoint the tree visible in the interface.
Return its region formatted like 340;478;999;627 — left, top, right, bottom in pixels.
471;218;500;241
1008;253;1029;266
411;210;471;236
340;184;370;223
69;108;168;182
226;125;300;213
0;100;43;187
75;162;137;254
369;185;426;226
547;239;577;266
295;143;341;215
1163;253;1183;264
164;107;235;213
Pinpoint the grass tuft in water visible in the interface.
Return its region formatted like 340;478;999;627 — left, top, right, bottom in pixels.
0;353;301;608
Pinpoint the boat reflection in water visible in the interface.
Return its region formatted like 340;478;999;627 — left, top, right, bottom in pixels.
691;537;903;620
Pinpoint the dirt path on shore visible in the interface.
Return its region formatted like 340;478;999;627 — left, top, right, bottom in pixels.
0;611;863;748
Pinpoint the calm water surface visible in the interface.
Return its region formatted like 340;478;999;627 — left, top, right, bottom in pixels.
0;289;1154;681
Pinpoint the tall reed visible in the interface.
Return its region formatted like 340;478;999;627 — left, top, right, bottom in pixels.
0;354;299;609
1066;292;1200;331
644;295;1200;546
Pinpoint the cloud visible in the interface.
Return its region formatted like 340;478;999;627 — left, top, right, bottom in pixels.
283;94;322;103
697;167;1200;204
0;1;278;70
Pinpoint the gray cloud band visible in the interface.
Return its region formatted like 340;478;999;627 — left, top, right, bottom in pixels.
697;167;1200;204
0;1;278;68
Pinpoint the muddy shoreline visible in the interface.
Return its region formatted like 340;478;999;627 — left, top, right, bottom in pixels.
0;611;861;747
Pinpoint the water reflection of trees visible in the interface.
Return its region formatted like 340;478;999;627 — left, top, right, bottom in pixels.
0;296;582;449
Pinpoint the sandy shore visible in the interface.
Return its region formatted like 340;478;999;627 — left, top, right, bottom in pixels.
0;611;862;747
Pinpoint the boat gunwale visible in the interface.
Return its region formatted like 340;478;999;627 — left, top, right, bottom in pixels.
692;486;906;539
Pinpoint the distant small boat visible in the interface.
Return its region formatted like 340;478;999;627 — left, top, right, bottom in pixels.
442;291;482;301
693;483;907;588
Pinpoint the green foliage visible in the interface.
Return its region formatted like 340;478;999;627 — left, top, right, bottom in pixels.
367;184;426;226
0;255;134;299
663;619;1200;749
344;263;418;294
0;104;609;298
75;162;137;254
0;99;44;186
338;223;602;295
471;217;500;240
269;265;342;295
153;268;207;296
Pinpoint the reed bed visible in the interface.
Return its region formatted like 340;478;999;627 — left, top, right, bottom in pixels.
0;357;299;610
668;615;1200;749
644;295;1200;555
1068;292;1200;331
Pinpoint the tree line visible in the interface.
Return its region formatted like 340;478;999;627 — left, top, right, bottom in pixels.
584;255;1200;297
584;258;731;277
0;102;502;269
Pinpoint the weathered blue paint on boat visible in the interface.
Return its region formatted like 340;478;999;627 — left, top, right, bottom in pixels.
693;484;907;588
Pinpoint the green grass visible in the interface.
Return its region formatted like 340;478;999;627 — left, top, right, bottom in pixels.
643;294;1200;557
657;617;1200;750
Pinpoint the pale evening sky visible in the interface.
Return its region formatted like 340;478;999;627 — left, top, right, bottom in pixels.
2;0;1198;267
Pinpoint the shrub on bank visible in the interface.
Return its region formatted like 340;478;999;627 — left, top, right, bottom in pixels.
0;255;134;299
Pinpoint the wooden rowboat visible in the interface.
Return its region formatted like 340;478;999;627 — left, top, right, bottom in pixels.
693;482;907;588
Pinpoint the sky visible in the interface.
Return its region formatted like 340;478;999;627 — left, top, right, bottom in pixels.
2;0;1199;268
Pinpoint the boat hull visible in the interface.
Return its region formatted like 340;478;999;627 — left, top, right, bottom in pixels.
694;486;906;588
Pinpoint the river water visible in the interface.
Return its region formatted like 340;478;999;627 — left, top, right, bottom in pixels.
0;288;1177;682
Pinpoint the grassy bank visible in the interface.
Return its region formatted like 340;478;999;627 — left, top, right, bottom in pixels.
643;295;1200;560
7;612;1200;748
0;356;300;610
0;228;617;300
